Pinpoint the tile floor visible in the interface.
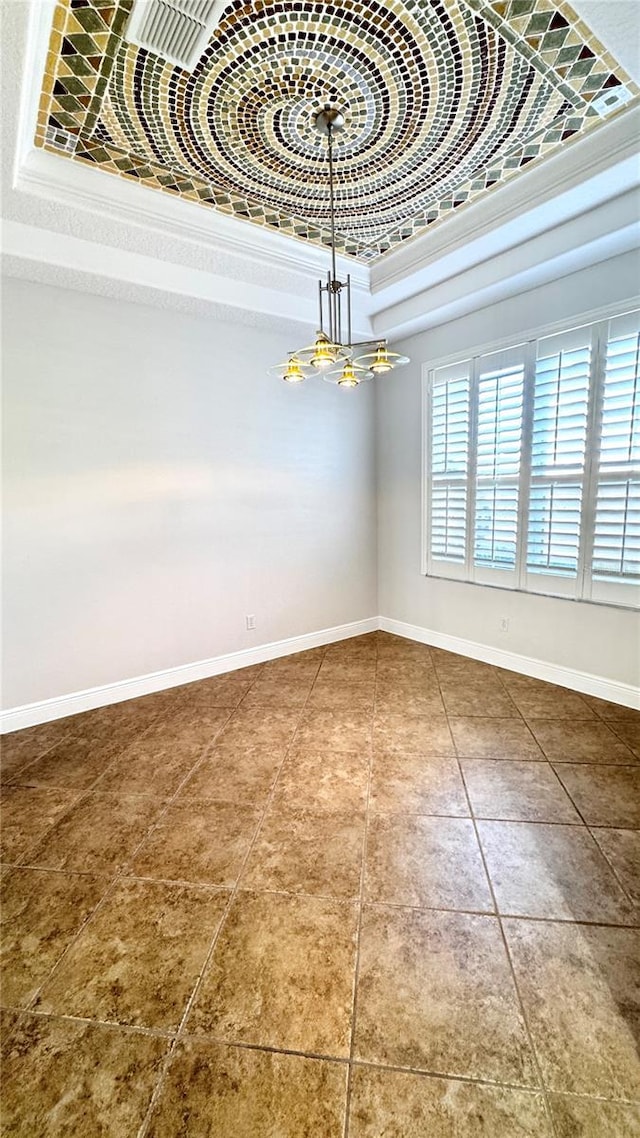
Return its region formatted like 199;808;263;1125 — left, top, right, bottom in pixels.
1;632;639;1136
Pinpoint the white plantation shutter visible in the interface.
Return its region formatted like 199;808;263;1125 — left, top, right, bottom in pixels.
424;308;640;609
525;327;591;597
590;313;640;606
427;361;471;578
473;347;525;585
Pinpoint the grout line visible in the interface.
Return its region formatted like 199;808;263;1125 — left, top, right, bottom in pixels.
342;644;376;1138
433;654;560;1138
455;766;560;1136
5;634;639;1130
4;1003;640;1107
587;825;639;908
136;643;334;1137
2;732;75;787
13;706;238;1029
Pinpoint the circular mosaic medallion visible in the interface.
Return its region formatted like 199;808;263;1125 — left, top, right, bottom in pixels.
100;0;569;256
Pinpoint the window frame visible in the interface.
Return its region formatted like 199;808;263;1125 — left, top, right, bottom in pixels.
421;300;640;611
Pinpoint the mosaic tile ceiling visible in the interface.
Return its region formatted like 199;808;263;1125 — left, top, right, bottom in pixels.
37;0;639;262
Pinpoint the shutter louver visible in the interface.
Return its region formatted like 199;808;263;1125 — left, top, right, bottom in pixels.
429;370;470;569
474;362;523;571
527;337;590;581
424;310;639;609
592;326;640;589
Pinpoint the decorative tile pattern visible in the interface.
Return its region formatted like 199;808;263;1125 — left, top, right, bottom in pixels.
35;0;638;261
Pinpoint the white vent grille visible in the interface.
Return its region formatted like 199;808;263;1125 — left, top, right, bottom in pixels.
125;0;225;70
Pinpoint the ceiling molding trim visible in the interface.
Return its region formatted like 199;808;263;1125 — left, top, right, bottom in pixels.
14;149;371;289
374;196;640;340
371;104;640;299
13;0;369;289
3;218;374;337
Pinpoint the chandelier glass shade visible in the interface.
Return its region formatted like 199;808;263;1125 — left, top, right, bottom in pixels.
271;106;409;389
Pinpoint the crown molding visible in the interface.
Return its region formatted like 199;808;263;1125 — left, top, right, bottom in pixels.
2;218;375;337
12;0;370;290
14;148;371;290
7;0;640;339
370;103;640;299
374;191;640;340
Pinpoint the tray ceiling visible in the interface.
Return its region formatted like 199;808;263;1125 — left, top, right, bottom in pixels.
36;0;638;263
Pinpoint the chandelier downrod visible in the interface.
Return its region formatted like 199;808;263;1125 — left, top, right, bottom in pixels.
269;103;410;388
327;120;338;288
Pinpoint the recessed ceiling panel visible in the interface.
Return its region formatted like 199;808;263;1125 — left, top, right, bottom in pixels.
36;0;638;262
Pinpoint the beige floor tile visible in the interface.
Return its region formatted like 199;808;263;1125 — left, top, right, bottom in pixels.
0;787;80;864
439;681;519;718
549;1094;640;1137
510;687;596;721
29;793;165;875
0;1014;168;1137
433;649;493;672
187;891;357;1055
1;868;107;1007
216;708;301;753
241;807;364;899
273;748;369;813
373;714;453;755
296;710;372;752
137;706;231;754
0;721;72;784
36;879;229;1030
306;679;375;711
554;764;640;828
592;828;640;904
317;661;377;685
147;1041;347;1138
374;688;446;717
240;677;315;708
326;634;377;656
365;814;492;911
355;906;537;1085
14;733;126;792
92;721;226;797
449;717;544;760
528;719;636;764
178;744;281;805
349;1067;551;1137
369;752;468;817
130;800;261;886
375;661;436;685
260;653;323;679
497;671;561;692
172;672;256;707
584;696;640;723
21;716;149;787
478;821;637;923
462;760;580;822
504;918;640;1097
609;720;640;757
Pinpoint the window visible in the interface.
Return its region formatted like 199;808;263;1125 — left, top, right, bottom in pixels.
424;310;640;608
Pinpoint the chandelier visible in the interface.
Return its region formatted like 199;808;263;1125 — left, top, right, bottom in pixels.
271;106;409;388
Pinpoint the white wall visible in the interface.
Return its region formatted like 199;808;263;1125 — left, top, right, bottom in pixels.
2;278;377;709
376;250;640;688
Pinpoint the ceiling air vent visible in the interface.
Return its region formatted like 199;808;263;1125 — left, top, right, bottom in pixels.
125;0;226;71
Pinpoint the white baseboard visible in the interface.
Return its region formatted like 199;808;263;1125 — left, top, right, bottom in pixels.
0;617;378;733
379;616;640;710
3;613;637;732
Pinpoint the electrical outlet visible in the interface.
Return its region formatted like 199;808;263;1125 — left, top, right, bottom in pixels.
500;617;510;633
245;614;256;631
